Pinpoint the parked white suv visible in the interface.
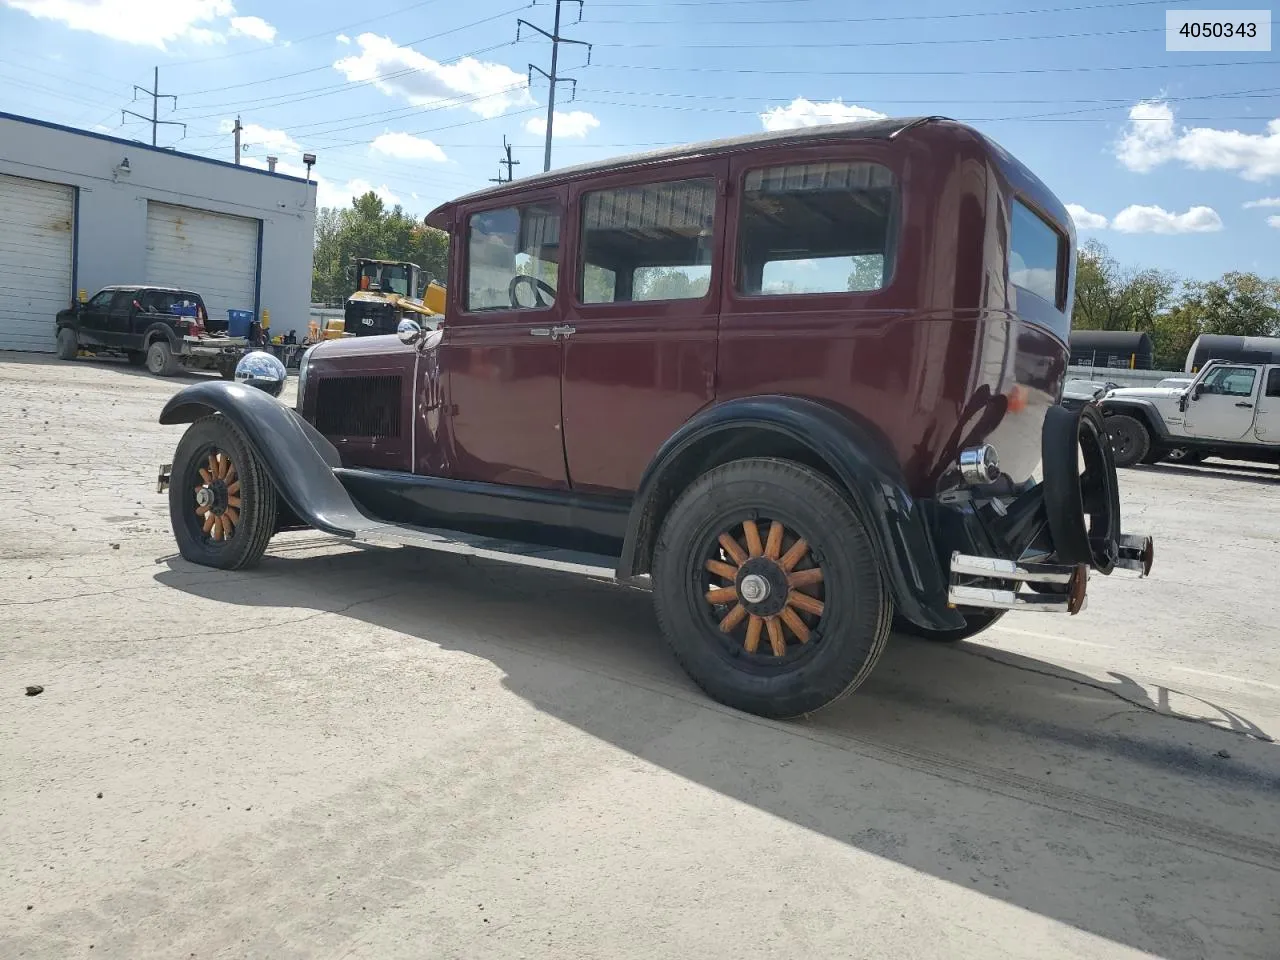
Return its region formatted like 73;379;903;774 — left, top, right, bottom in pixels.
1100;360;1280;468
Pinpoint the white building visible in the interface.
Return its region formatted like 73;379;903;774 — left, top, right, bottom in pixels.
0;111;317;352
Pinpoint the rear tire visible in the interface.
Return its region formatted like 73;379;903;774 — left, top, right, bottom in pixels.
168;415;276;570
1105;414;1150;468
55;327;78;360
652;457;892;719
895;609;1006;643
146;339;181;377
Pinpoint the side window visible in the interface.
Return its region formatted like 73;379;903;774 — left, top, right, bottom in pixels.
465;203;561;312
1266;368;1280;398
1201;366;1257;397
108;290;136;313
86;290;113;310
579;178;716;304
1009;200;1065;309
738;161;896;296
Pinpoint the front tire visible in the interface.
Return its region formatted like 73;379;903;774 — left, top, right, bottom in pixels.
168;415;276;570
146;339;181;377
1105;413;1150;468
652;457;892;719
895;609;1006;643
55;327;78;360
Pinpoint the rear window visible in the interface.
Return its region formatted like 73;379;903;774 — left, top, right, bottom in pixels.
143;291;203;316
737;161;896;296
1009;200;1064;308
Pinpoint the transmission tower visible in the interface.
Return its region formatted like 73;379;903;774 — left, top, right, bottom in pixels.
518;0;592;172
490;137;520;184
121;67;186;147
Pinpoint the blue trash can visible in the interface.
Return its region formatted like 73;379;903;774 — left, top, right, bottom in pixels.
226;309;254;338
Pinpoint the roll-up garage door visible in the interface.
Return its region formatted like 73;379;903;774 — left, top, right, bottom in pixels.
0;173;75;352
145;202;259;325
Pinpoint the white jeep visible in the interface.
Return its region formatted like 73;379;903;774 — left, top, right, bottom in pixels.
1099;360;1280;468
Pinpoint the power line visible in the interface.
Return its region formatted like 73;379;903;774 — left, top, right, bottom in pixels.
519;0;593;171
121;67;185;147
592;26;1163;49
594;58;1280;76
586;0;1189;9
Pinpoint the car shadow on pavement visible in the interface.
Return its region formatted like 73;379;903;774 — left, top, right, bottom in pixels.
155;542;1280;959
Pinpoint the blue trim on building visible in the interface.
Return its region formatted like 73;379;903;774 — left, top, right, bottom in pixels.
70;186;80;305
0;110;311;184
253;218;264;324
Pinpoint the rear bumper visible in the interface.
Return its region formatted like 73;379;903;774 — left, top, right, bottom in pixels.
180;337;247;362
934;404;1154;619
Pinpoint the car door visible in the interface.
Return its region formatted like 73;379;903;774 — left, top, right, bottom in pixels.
1252;366;1280;444
438;189;569;489
559;162;726;495
75;290;115;345
1183;364;1260;440
105;289;138;347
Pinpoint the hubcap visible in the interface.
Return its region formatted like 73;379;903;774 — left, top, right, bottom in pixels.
738;573;769;603
192;450;241;543
702;518;826;658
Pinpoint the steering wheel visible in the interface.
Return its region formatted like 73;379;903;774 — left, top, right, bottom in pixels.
508;274;556;309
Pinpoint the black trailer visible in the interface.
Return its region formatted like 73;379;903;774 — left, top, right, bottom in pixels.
1068;331;1155;370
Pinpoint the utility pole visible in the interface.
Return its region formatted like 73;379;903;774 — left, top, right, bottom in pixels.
518;1;592;172
122;66;185;147
490;136;520;184
233;115;243;165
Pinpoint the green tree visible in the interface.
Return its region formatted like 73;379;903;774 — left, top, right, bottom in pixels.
310;191;449;303
1175;272;1280;338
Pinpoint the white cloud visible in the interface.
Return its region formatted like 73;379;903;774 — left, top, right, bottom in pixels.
4;0;233;48
324;178;401;209
1268;215;1280;229
370;131;447;162
333;33;533;119
524;110;600;139
220;119;298;155
1066;204;1109;230
336;33;350;44
229;15;275;42
1243;197;1280;209
242;157;400;210
1116;101;1280;181
759;98;886;132
1111;204;1223;235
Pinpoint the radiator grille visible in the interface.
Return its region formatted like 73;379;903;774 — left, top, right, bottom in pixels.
314;374;402;438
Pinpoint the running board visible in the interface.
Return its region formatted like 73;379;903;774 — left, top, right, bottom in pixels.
348;522;626;583
948;552;1088;615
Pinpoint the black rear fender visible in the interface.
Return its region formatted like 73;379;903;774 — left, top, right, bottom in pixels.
619;396;964;631
159;381;366;537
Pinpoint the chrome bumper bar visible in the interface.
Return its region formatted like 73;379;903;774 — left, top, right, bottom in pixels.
947;552;1089;615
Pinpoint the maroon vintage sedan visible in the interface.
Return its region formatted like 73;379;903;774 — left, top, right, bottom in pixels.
156;117;1152;719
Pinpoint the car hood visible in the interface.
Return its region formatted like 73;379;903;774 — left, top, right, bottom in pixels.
1105;386;1187;402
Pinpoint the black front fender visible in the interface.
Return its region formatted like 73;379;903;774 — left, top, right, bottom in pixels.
159;381;367;537
618;396;963;631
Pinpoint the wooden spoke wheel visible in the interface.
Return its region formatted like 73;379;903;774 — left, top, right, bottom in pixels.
701;519;826;660
653;457;892;720
191;450;242;544
168;415;276;570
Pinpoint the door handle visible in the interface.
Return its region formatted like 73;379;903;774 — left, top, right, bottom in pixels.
1235;402;1253;408
529;327;552;337
550;324;576;340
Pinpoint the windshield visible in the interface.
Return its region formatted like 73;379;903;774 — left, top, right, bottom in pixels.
358;263;411;296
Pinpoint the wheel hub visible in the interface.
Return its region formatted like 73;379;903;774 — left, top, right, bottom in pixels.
735;557;791;618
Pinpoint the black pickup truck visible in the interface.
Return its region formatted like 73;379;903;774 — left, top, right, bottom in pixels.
55;286;248;378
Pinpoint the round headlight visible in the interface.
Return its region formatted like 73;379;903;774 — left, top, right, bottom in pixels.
234;350;287;398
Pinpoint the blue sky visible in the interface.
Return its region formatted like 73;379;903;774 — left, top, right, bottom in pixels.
1;0;1277;281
